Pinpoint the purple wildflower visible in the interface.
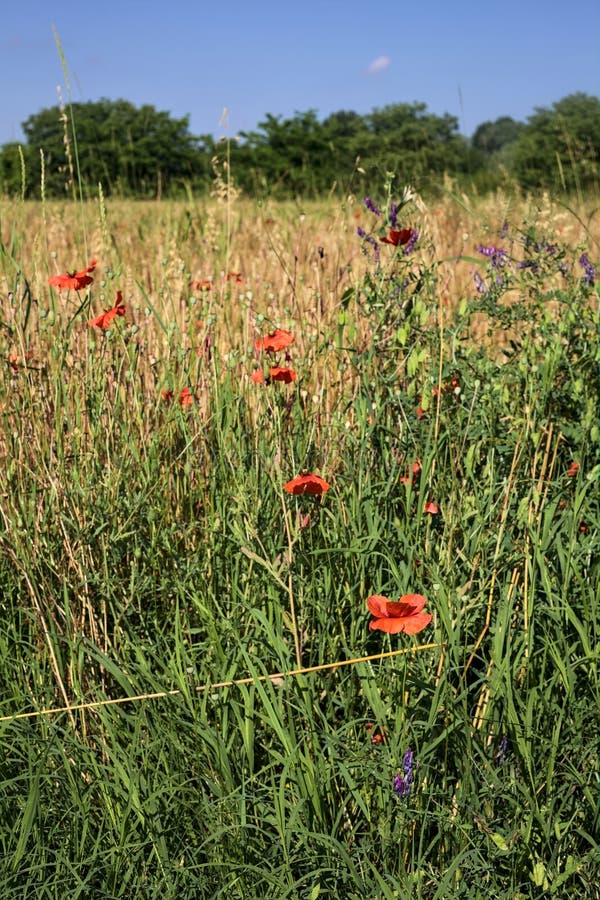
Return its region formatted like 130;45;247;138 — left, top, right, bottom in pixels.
364;196;381;216
390;201;398;229
477;244;508;269
580;253;597;286
473;270;488;294
494;735;508;766
393;746;414;798
518;260;539;274
357;226;380;263
403;229;419;255
357;227;379;249
393;772;410;797
500;220;509;238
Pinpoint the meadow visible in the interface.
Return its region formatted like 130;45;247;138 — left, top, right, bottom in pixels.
0;182;598;898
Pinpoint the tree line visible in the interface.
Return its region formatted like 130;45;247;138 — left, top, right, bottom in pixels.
0;93;598;199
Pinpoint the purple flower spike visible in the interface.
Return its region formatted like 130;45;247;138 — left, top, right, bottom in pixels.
580;253;597;286
536;241;557;255
394;747;414;798
494;735;508;766
473;270;488;295
358;228;379;249
357;225;381;263
364;196;382;216
393;772;410;797
519;260;539;273
478;244;508;268
403;229;419;255
390;201;398;228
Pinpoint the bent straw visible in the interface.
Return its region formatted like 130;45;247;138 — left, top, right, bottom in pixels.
0;643;442;724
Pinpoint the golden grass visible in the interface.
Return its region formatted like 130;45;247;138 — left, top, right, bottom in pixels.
0;189;597;373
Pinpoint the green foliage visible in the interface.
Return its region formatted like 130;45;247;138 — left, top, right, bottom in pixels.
0;99;212;199
2;92;600;200
358;102;476;182
231;103;477;197
511;92;600;193
472;116;524;156
0;193;598;896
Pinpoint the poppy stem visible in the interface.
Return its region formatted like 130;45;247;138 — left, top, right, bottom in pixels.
287;570;302;669
281;494;302;667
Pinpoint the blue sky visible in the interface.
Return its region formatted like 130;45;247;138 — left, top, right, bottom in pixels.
1;0;598;146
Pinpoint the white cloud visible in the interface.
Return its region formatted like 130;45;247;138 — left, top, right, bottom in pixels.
366;55;391;75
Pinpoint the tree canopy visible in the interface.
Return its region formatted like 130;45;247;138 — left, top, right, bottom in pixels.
510;93;600;191
0;93;598;199
1;99;211;198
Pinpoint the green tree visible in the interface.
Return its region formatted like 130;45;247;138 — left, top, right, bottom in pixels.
322;109;366;140
231;104;479;198
0;99;211;198
469;116;524;190
0;142;35;197
233;110;346;196
351;103;478;186
471;116;523;155
511;92;600;191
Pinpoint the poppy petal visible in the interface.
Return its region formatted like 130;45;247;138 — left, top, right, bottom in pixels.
255;329;295;353
284;474;330;495
386;593;428;616
269;367;297;383
366;595;391;618
369;612;432;634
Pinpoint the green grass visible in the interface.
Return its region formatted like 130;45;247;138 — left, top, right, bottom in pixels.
0;190;598;898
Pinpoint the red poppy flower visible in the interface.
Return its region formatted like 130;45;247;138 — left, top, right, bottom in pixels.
433;374;461;397
226;272;243;284
424;501;439;515
367;593;432;635
250;369;265;384
49;259;97;291
255;329;295;353
7;350;34;373
270;367;296;383
88;291;126;329
380;228;414;247
366;722;388;744
161;388;175;402
284;474;330;496
567;461;580;477
191;279;213;292
178;387;194;406
400;460;422;485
